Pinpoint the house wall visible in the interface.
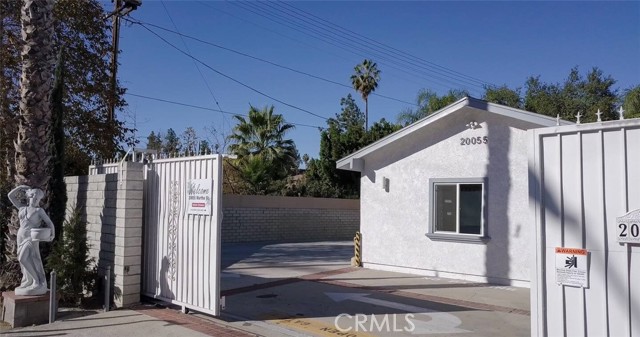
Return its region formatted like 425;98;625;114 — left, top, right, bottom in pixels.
359;110;536;286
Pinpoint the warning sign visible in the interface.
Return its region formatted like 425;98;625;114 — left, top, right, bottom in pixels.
555;247;588;288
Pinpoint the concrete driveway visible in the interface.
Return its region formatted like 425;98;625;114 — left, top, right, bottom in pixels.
216;241;530;337
2;241;530;337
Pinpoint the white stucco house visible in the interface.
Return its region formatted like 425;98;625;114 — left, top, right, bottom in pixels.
337;97;571;287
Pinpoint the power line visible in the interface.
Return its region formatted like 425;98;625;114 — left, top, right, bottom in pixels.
276;1;493;88
126;92;323;130
123;17;330;121
196;0;431;92
266;1;491;89
124;18;417;107
229;1;486;94
260;1;486;89
160;1;224;112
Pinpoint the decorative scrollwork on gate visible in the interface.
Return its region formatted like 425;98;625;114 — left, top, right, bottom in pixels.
166;180;180;281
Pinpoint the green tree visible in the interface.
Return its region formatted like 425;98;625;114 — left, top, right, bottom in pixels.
182;127;198;155
163;128;181;155
483;85;522;108
227;105;299;194
397;89;468;126
46;208;96;304
198;140;211;155
622;85;640;119
146;131;163;153
304;95;399;198
0;0;134;177
351;59;381;131
366;118;402;143
524;67;617;123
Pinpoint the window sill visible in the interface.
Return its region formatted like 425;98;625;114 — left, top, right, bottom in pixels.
425;232;490;244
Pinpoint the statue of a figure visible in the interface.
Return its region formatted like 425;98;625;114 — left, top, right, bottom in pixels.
8;185;55;296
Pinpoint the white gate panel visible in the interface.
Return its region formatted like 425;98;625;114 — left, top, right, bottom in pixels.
529;119;640;337
142;155;222;315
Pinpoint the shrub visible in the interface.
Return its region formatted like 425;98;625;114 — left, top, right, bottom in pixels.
46;207;96;305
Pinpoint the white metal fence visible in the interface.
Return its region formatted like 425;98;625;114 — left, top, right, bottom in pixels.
141;154;223;315
529;119;640;336
88;161;119;175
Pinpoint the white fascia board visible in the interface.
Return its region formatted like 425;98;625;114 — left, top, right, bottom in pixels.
336;97;473;172
336;158;364;172
469;98;573;127
335;96;574;172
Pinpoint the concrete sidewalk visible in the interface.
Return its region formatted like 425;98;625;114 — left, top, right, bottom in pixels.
0;306;257;337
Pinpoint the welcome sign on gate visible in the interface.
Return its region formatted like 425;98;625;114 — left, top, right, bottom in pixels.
187;178;213;215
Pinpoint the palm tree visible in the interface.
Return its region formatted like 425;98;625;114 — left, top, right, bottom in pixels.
228;105;299;192
351;59;381;131
3;0;56;287
15;0;56;189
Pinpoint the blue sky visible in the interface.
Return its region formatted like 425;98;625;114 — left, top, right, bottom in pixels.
110;1;640;160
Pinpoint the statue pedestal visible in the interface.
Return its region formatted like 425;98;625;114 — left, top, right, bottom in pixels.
1;291;53;328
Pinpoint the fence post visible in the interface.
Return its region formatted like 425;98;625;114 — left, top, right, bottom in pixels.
104;266;111;312
352;231;362;267
49;270;57;323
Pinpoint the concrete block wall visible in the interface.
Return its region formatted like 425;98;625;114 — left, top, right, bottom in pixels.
113;162;144;307
222;195;360;243
65;173;118;276
64;162;144;308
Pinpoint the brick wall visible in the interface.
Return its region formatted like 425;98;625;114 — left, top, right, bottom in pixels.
222;195;360;243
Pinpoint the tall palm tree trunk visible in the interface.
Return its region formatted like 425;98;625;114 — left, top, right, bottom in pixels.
365;98;368;131
15;0;55;189
2;0;55;288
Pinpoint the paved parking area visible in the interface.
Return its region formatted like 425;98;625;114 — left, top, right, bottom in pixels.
215;241;530;337
2;241;531;337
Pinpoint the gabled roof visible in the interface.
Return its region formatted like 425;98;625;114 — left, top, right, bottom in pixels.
337;96;571;172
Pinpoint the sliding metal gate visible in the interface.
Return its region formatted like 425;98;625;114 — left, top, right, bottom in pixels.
529;119;640;336
142;154;223;315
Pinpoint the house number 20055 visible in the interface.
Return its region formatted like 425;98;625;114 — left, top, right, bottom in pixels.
460;136;488;145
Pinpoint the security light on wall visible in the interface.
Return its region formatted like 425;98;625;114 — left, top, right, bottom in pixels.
382;177;390;192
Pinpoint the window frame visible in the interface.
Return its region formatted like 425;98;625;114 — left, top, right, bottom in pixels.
426;177;489;244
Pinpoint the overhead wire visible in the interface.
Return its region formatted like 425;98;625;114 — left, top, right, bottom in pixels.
195;0;430;90
228;1;459;91
126;92;323;130
159;1;230;137
275;1;493;88
259;1;486;89
160;1;223;112
131;18;417;107
123;16;331;121
228;1;485;94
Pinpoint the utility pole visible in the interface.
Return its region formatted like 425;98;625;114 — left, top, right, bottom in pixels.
107;0;141;122
109;0;121;122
